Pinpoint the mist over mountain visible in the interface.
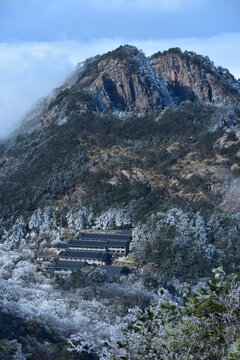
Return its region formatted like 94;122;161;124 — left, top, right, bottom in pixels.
15;45;240;135
1;45;240;359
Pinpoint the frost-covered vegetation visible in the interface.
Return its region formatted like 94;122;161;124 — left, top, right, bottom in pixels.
1;45;240;359
1;101;240;358
151;47;240;95
0;215;158;359
96;268;240;360
1;201;240;358
130;207;240;282
2;101;239;225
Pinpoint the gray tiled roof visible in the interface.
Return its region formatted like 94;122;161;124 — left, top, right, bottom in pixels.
51;260;86;269
69;239;127;248
79;232;131;241
56;243;69;249
69;240;107;248
59;250;104;260
107;240;128;247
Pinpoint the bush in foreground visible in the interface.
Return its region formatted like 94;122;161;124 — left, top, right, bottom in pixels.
69;268;240;359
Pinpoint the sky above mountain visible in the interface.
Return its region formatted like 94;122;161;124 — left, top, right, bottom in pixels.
0;0;240;136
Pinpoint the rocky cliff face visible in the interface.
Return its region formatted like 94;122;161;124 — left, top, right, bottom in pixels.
151;48;240;104
5;45;240;222
76;45;173;112
16;45;240;135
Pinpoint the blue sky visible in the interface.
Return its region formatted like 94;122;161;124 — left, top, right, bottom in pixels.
0;0;240;136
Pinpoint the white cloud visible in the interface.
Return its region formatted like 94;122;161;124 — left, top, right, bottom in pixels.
0;32;239;137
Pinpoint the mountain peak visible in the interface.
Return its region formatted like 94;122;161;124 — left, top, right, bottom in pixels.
99;44;141;60
16;45;240;135
151;47;240;103
57;44;174;114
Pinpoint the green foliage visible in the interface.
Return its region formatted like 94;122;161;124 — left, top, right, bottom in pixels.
109;268;240;360
218;141;240;164
100;45;139;62
48;88;70;109
59;267;108;290
180;174;210;193
227;131;238;142
225;339;240;360
151;48;239;95
151;47;215;74
77;45;141;82
0;101;229;225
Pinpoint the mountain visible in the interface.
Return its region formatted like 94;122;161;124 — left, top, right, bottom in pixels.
151;47;240;103
15;45;240;136
1;44;240;281
16;45;173;134
1;44;240;359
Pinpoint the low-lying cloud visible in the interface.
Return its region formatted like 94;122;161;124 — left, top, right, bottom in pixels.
0;33;240;138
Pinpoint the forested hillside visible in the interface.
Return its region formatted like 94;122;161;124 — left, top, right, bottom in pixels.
0;45;240;359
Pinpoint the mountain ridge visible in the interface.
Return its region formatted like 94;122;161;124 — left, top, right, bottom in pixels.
14;45;240;136
1;44;240;284
151;47;240;103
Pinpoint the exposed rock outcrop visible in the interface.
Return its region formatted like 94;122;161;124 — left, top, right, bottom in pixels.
15;45;240;136
151;48;240;104
75;45;173;112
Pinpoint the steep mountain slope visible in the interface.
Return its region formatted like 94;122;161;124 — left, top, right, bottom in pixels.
16;45;174;135
1;45;240;283
151;47;240;104
74;45;173;111
16;45;240;136
1;44;240;359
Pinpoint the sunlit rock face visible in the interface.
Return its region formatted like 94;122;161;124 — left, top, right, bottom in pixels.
151;48;240;104
76;45;174;112
15;45;175;134
15;45;240;136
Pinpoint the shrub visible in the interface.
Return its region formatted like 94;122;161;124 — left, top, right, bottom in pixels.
106;268;240;360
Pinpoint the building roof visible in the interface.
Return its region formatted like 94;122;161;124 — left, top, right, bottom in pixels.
69;239;128;248
37;254;53;258
79;232;131;242
119;229;132;235
59;250;104;260
107;240;128;247
56;243;69;249
69;240;107;248
51;260;86;269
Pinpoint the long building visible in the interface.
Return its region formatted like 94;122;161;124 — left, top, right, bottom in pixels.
59;250;111;265
79;231;131;242
38;229;132;277
50;260;86;276
69;240;107;252
68;238;129;256
50;260;130;278
76;230;131;255
53;243;69;255
53;230;131;257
